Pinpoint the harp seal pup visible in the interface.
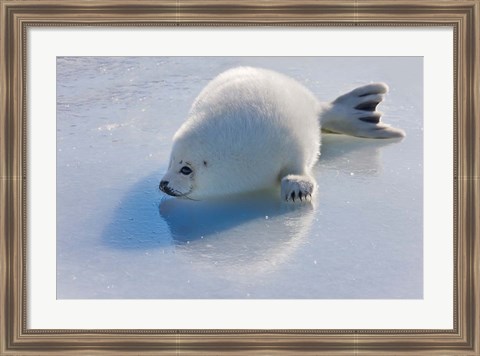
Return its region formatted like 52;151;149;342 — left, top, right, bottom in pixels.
160;67;405;202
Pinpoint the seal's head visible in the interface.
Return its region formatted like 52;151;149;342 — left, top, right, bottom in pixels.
159;160;196;198
159;129;213;200
159;158;208;200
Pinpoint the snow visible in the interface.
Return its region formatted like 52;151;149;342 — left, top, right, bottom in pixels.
56;56;423;299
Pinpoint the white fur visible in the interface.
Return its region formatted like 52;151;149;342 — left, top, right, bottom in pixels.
160;67;404;201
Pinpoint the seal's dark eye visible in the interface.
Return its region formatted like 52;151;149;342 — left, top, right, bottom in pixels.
180;166;192;175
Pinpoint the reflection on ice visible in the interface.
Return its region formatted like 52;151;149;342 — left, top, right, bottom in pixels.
104;181;315;275
160;193;315;276
320;134;403;176
159;191;302;241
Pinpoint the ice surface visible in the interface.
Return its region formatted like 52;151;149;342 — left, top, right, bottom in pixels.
56;57;423;299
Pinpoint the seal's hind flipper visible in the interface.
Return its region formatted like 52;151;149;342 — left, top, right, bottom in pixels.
320;83;405;139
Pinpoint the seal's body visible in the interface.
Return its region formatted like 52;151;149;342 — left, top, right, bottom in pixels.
160;67;404;201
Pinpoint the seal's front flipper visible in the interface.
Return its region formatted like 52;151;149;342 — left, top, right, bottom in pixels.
281;174;315;202
320;83;406;139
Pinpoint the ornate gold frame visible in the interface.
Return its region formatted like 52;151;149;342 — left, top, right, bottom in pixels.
1;0;479;354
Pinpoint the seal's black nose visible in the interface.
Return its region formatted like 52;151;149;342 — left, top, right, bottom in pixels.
159;180;169;191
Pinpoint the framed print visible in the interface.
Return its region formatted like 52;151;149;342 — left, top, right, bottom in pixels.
1;0;479;354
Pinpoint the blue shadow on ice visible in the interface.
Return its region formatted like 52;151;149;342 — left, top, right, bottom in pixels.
102;173;173;249
158;190;297;244
102;172;306;250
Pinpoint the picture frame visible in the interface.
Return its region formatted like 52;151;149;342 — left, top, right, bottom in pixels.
1;0;478;354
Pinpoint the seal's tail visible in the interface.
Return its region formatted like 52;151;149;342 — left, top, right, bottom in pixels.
320;83;405;139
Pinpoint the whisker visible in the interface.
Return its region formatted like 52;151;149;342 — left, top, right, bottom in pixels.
180;191;199;201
